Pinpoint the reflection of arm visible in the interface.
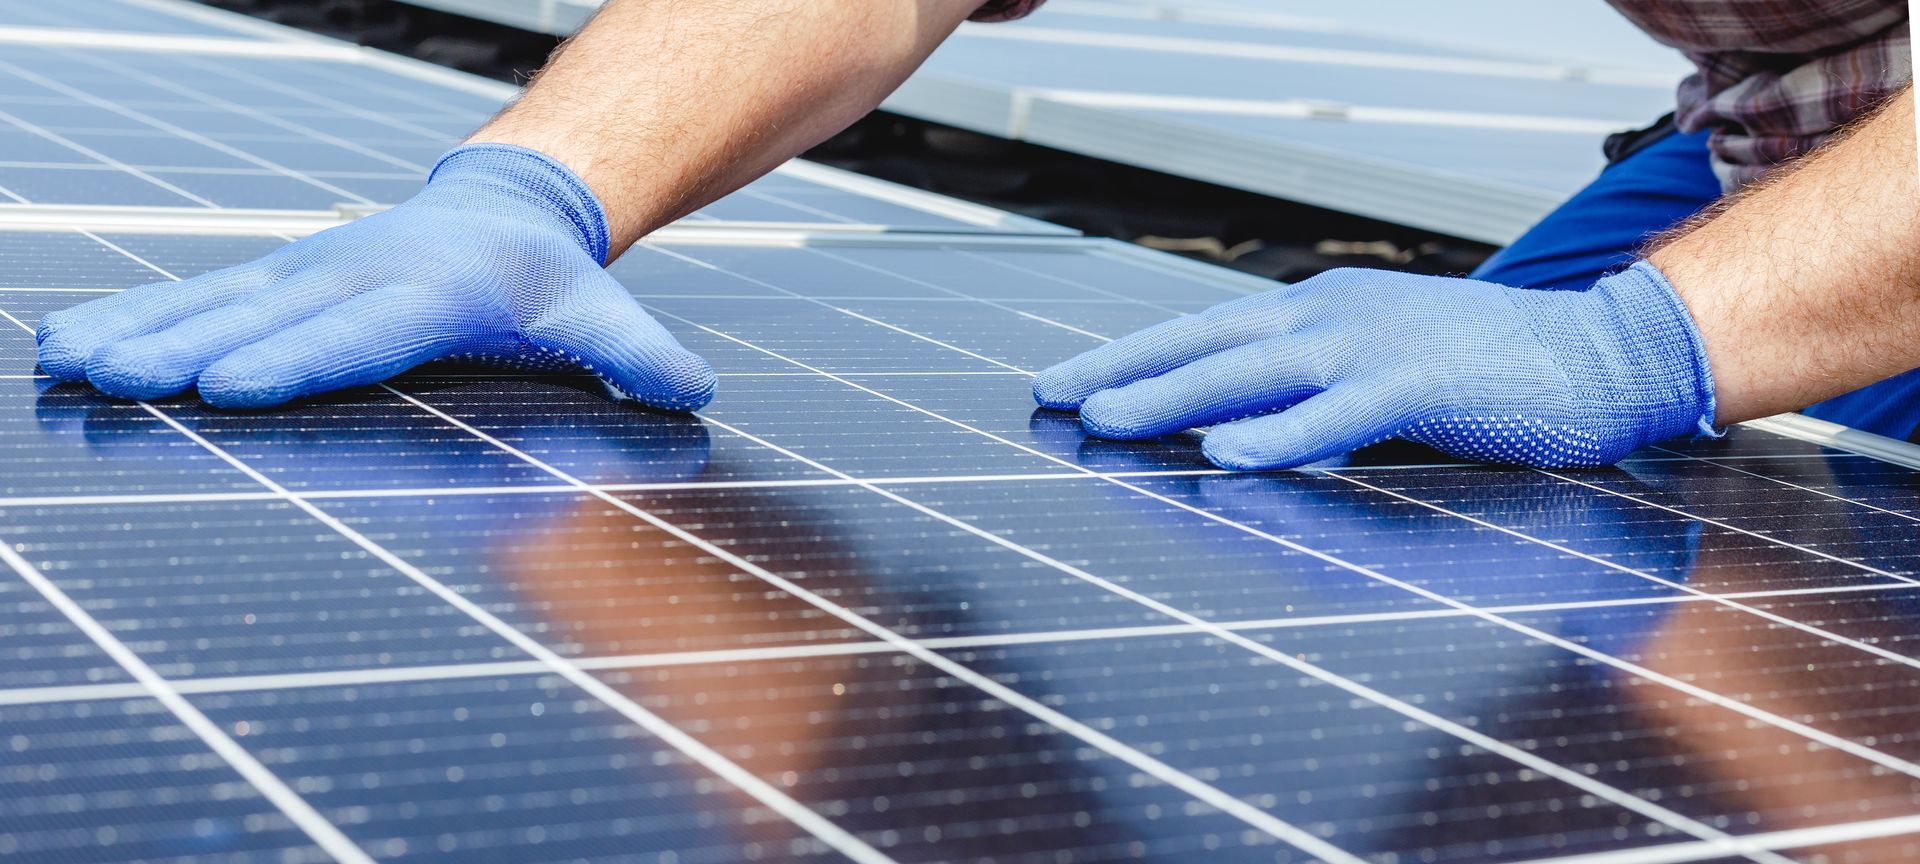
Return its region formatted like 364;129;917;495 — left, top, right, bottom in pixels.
470;0;985;258
1634;509;1920;857
1652;89;1919;424
505;494;1144;858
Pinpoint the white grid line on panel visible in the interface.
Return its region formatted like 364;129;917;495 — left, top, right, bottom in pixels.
167;52;467;150
1537;468;1917;584
78;228;177;279
681;403;1800;861
389;348;1787;860
277;51;502;121
9;223;1916;859
0;286;126;293
0;472;1232;508
0;57;377;205
5;578;1910;709
805;244;1137;336
1650;443;1920;525
1515;811;1920;863
1327;471;1920;677
0;528;377;864
635;304;1917;858
71;49;432;174
727;187;864;226
0;103;218;206
0;461;1877;508
956;245;1242;310
642;252;1920;736
643;243;1073;364
822;302;1034;372
0;161;423;178
378;382;1372;864
0;28;342;58
0;246;898;864
132;400;904;864
0;306;33;333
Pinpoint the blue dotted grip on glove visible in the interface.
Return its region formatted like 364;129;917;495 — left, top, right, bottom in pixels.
36;143;715;412
1031;261;1717;470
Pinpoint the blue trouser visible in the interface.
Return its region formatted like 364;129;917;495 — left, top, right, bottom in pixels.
1470;125;1920;440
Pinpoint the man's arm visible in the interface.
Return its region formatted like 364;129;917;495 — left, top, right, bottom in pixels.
1653;87;1920;424
1032;90;1919;470
473;0;985;257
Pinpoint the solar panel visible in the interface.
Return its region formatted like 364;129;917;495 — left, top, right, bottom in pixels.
381;0;1684;244
884;8;1681;244
9;216;1920;863
9;4;1920;864
0;37;1068;234
0;0;303;40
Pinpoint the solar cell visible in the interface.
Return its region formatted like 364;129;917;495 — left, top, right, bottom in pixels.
7;218;1920;863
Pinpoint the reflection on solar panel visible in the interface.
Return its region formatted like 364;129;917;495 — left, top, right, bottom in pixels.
6;3;1920;864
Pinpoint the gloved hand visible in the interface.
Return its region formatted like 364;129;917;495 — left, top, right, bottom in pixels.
35;143;715;411
1030;262;1717;470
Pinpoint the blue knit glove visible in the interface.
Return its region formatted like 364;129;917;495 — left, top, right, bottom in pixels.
35;144;715;411
1031;263;1717;470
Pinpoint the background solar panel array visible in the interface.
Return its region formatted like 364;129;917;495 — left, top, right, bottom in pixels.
6;3;1920;864
381;0;1687;244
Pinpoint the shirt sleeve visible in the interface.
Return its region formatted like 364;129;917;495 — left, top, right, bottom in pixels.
969;0;1045;22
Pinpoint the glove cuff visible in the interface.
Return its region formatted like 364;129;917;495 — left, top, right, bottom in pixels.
1592;260;1720;442
428;143;612;265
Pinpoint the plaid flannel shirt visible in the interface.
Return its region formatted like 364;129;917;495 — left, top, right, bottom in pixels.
973;1;1912;190
1606;0;1910;188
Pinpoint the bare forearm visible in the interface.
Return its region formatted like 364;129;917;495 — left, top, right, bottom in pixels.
469;0;979;257
1652;88;1920;424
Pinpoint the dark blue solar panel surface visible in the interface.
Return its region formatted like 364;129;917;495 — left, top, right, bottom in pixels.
6;224;1920;864
6;4;1920;863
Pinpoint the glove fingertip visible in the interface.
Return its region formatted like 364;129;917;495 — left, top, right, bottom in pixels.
1078;389;1152;440
1200;419;1344;472
34;311;63;346
600;348;716;413
1030;365;1092;411
84;341;196;401
1200;427;1285;472
36;338;91;384
196;362;300;410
